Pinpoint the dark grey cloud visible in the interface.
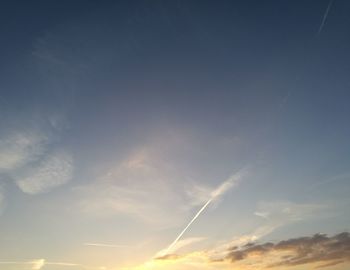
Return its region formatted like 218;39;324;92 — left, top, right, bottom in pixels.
225;232;350;268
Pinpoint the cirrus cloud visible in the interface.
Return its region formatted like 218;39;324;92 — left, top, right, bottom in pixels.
0;130;49;172
15;149;73;194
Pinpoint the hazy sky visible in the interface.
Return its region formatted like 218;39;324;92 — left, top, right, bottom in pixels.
0;1;350;270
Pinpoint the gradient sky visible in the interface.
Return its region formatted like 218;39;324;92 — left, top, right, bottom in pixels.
0;1;350;270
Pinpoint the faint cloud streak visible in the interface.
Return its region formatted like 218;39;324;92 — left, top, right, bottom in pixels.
0;131;49;172
318;0;334;35
15;149;73;194
0;259;79;270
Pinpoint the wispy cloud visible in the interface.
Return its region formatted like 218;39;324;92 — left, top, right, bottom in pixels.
75;144;214;227
210;171;244;198
15;149;73;194
0;130;49;172
0;259;79;270
0;128;67;213
0;123;74;198
208;200;327;260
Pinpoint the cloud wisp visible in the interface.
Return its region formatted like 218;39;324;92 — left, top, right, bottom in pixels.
210;200;327;259
0;123;74;207
0;126;74;218
157;170;246;257
0;259;79;270
0;130;49;172
75;142;220;228
15;149;73;194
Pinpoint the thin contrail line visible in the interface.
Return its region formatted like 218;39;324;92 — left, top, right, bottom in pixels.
318;0;334;35
164;198;213;255
159;170;247;257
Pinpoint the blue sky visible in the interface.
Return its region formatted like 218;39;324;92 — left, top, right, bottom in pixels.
0;1;349;269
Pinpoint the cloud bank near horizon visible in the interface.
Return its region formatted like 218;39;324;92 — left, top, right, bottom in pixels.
154;232;350;270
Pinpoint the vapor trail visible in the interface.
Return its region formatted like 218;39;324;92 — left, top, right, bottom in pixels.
164;197;213;255
318;0;334;35
159;170;246;257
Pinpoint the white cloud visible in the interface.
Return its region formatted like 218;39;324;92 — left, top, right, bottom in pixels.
0;130;49;172
210;169;247;199
15;149;73;194
0;127;74;195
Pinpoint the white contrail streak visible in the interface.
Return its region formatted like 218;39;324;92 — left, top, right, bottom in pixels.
318;0;334;35
159;170;246;257
163;197;213;255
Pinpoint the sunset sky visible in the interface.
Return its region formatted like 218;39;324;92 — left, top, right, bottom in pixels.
0;1;350;270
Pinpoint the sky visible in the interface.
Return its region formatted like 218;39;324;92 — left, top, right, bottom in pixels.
0;0;350;269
